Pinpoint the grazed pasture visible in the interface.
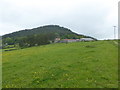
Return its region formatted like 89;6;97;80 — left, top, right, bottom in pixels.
2;41;118;88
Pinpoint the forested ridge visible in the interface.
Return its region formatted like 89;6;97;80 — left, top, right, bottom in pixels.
2;25;96;48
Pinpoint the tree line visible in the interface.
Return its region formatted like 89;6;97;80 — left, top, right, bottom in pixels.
2;33;56;48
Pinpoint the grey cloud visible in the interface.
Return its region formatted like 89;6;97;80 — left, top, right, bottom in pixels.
0;0;118;39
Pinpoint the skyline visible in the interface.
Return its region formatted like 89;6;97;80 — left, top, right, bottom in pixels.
0;0;119;40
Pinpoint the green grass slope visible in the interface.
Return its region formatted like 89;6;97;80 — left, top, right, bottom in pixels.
2;41;118;88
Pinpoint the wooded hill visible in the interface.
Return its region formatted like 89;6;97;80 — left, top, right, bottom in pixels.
3;25;89;38
2;25;96;48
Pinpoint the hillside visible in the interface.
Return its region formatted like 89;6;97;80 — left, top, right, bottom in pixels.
2;25;96;43
2;41;118;88
2;25;97;48
2;25;88;38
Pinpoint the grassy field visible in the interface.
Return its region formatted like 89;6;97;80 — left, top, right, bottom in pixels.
2;40;118;88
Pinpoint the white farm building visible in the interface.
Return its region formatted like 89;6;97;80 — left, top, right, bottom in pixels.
80;38;94;41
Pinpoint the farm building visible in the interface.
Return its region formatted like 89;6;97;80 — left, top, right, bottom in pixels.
59;39;80;43
63;39;77;42
80;38;94;41
54;38;79;43
54;38;94;43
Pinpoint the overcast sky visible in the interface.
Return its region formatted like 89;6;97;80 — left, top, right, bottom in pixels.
0;0;119;39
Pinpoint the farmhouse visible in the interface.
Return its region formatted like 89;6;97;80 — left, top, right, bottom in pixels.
80;38;94;41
